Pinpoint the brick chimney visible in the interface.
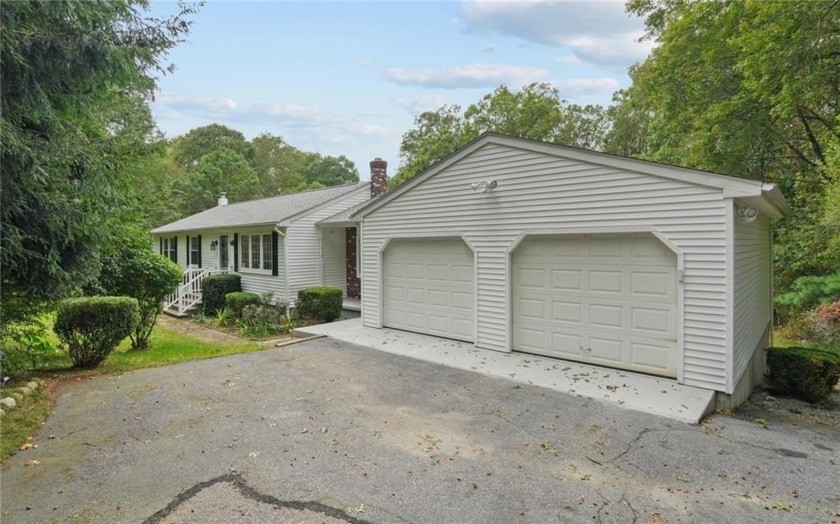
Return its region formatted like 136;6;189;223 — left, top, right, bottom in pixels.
370;158;387;198
218;192;228;207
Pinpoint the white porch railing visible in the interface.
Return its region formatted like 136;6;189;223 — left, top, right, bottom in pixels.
164;267;228;316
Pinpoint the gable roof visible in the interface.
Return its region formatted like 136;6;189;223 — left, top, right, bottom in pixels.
152;182;369;234
352;133;789;220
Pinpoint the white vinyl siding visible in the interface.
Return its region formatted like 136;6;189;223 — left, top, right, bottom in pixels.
286;186;370;301
731;209;772;388
321;227;347;294
361;142;730;391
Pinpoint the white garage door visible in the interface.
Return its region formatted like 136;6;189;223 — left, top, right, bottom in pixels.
512;234;678;377
383;238;474;342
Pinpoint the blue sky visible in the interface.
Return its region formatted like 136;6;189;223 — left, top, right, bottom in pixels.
150;1;652;180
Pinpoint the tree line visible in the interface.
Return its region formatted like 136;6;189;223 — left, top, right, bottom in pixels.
2;0;837;340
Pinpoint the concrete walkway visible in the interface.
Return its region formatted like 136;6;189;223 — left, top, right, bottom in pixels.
294;318;716;424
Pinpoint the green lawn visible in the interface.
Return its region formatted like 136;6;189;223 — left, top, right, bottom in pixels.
1;322;263;462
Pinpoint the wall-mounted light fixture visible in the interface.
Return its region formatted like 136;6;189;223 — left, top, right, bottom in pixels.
209;240;218;251
229;239;237;247
470;180;498;193
736;204;759;223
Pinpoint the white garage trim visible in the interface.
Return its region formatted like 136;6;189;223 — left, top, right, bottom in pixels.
379;235;476;341
507;229;684;379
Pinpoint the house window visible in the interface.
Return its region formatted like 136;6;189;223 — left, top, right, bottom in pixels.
162;237;178;264
241;234;250;268
240;233;272;273
189;236;201;267
262;234;272;271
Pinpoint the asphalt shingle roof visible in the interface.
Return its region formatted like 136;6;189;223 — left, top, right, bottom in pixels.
152;183;368;234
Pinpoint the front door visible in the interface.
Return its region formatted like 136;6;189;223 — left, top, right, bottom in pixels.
219;235;229;270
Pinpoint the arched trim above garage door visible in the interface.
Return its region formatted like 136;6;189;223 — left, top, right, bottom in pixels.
507;228;683;379
379;236;476;342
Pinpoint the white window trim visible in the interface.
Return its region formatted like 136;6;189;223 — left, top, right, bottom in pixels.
239;232;273;275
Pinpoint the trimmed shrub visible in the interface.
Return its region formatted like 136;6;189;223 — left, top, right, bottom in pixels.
54;297;139;368
766;347;840;403
202;274;242;314
226;291;261;318
99;249;182;349
238;304;285;338
297;286;343;323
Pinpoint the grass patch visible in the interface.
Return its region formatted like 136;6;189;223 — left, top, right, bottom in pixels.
1;322;263;462
0;387;51;462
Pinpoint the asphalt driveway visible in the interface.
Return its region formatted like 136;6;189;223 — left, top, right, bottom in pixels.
1;337;838;523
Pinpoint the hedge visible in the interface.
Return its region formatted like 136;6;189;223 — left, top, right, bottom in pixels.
226;291;262;318
297;286;343;323
54;296;139;368
766;346;840;403
202;274;242;314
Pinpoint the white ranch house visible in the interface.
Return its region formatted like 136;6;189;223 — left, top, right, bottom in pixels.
151;159;389;314
350;133;788;406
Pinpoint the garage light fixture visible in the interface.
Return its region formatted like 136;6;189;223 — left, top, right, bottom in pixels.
470;180;497;193
736;204;759;223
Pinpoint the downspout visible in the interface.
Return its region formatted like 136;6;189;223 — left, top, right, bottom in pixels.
275;226;289;307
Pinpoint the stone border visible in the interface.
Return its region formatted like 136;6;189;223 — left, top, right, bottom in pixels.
0;378;45;417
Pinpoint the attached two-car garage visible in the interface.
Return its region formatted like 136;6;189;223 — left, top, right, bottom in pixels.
380;233;678;378
356;134;787;397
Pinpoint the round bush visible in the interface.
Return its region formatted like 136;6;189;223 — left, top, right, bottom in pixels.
766;346;840;403
202;274;242;315
54;297;139;368
225;291;261;318
297;286;342;323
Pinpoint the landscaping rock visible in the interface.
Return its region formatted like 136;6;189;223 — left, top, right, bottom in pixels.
18;387;32;396
12;392;23;403
0;397;16;410
27;381;39;390
0;408;5;417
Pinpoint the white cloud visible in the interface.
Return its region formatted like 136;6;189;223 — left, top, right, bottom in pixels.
461;1;653;68
152;92;394;145
382;63;548;89
555;55;581;65
554;77;620;97
393;95;449;115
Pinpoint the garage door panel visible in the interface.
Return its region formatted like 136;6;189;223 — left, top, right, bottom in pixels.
589;337;623;363
589;304;624;328
384;238;474;342
552;301;582;323
589;238;623;258
513;234;677;378
552;269;582;290
550;332;584;356
631;307;673;334
631;342;672;372
452;291;473;310
451;265;473;282
589;271;622;293
631;272;671;296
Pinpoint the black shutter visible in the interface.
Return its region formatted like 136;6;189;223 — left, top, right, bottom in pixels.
159;237;163;255
197;234;202;268
186;235;191;265
271;231;279;276
173;236;178;264
233;233;239;272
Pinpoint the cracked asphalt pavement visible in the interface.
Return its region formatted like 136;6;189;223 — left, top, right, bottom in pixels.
2;337;839;523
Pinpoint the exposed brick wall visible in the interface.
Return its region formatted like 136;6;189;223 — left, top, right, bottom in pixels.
345;227;360;298
370;158;387;198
